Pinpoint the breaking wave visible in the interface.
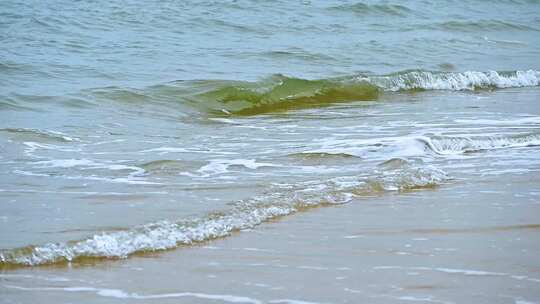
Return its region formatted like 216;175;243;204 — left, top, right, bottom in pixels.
360;70;540;92
0;163;448;267
177;70;540;115
75;70;540;116
184;75;380;115
419;133;540;155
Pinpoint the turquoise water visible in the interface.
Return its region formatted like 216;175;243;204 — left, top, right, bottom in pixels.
1;1;540;302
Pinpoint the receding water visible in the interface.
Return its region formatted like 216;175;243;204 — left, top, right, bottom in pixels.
1;0;540;303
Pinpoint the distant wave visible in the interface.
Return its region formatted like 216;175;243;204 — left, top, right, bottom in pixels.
328;3;413;17
433;20;539;32
0;128;77;143
0;163;447;267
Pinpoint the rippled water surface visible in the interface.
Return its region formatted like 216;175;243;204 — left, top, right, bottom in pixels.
1;0;540;303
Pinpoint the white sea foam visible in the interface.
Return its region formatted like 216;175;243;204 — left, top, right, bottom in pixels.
454;116;540;125
23;141;81;155
34;159;98;168
16;159;154;185
2;285;263;303
360;70;540;91
198;159;279;175
483;36;528;46
0;128;78;142
270;299;324;304
0;188;167;195
140;146;238;155
0;274;71;282
419;133;540;155
373;266;540;283
33;158;144;173
309;133;540;159
140;147;190;153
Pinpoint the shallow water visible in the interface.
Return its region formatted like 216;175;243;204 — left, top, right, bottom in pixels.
4;169;539;304
1;0;540;303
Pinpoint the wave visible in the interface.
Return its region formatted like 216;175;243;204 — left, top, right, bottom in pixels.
288;152;360;160
434;20;538;32
140;159;206;175
0;62;27;73
176;70;540;115
286;152;362;167
329;3;413;17
260;50;338;63
73;70;540;116
358;70;540;92
418;133;540;155
0;128;77;142
297;133;540;160
184;75;380;115
0;100;38;112
0;163;447;267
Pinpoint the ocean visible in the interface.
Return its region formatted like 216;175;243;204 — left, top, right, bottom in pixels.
1;0;540;303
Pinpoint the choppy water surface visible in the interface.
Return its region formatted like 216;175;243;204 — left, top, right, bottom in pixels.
1;0;540;303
